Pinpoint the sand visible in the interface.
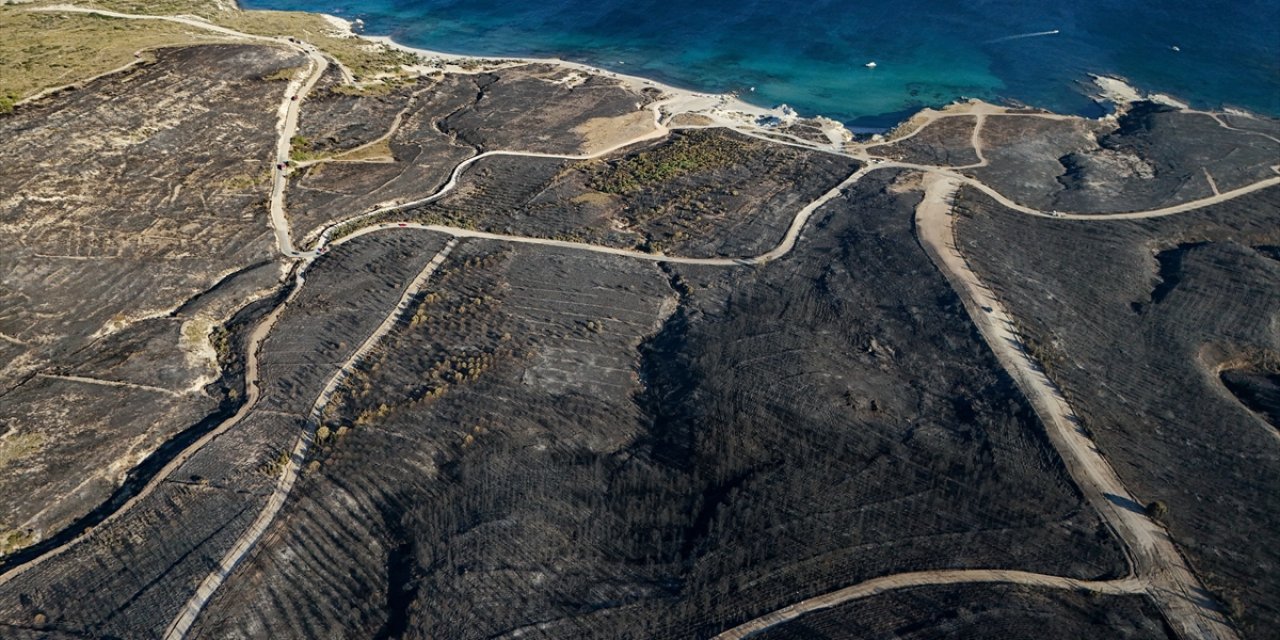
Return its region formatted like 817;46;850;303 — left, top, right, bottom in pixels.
1092;74;1192;111
1092;75;1143;104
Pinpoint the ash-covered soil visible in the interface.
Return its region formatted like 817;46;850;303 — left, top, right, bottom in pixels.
284;74;478;242
374;128;857;257
0;44;298;544
438;63;651;154
1220;367;1280;428
285;64;653;242
971;104;1280;213
954;183;1280;636
874;116;981;167
753;584;1172;640
182;171;1123;640
0;232;450;637
294;66;422;154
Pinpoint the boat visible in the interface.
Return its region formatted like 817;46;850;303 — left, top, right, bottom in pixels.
865;61;877;68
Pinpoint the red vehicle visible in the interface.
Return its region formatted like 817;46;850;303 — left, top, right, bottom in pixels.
397;223;408;227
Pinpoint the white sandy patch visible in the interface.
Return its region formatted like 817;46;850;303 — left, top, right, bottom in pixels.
1092;75;1142;104
573;110;658;154
319;13;355;38
1148;93;1189;109
401;64;443;79
179;315;221;393
550;71;588;88
812;116;854;144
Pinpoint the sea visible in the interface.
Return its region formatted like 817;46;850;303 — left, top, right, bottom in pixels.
242;0;1280;129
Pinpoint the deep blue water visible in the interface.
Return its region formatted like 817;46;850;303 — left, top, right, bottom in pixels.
243;0;1280;128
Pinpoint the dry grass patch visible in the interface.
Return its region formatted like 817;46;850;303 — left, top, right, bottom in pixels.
0;432;42;472
329;137;394;162
2;0;423;108
79;0;421;82
0;7;220;107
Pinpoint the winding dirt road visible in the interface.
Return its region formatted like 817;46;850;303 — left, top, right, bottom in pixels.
715;569;1146;640
716;172;1248;639
913;173;1237;640
324;167;867;265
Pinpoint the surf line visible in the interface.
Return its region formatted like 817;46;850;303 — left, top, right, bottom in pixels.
985;29;1060;44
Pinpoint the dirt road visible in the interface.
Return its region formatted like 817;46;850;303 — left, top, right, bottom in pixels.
714;568;1145;640
325;167;866;266
270;51;328;256
913;172;1238;640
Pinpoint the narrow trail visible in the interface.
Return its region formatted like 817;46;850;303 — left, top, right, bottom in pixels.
311;151;1280;272
1196;110;1280;147
31;5;281;41
969;112;988;167
15;53;155;108
913;173;1238;640
304;108;1278;262
34;373;182;397
163;240;457;639
714;569;1146;640
301;105;675;251
292;84;442;170
861;101;1073;150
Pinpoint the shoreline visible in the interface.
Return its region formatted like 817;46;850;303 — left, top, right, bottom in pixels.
352;30;823;138
307;11;1256;142
315;13;792;122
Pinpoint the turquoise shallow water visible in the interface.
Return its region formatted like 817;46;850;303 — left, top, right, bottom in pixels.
243;0;1280;128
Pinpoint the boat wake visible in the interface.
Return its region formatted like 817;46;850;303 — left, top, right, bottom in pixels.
985;29;1060;44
